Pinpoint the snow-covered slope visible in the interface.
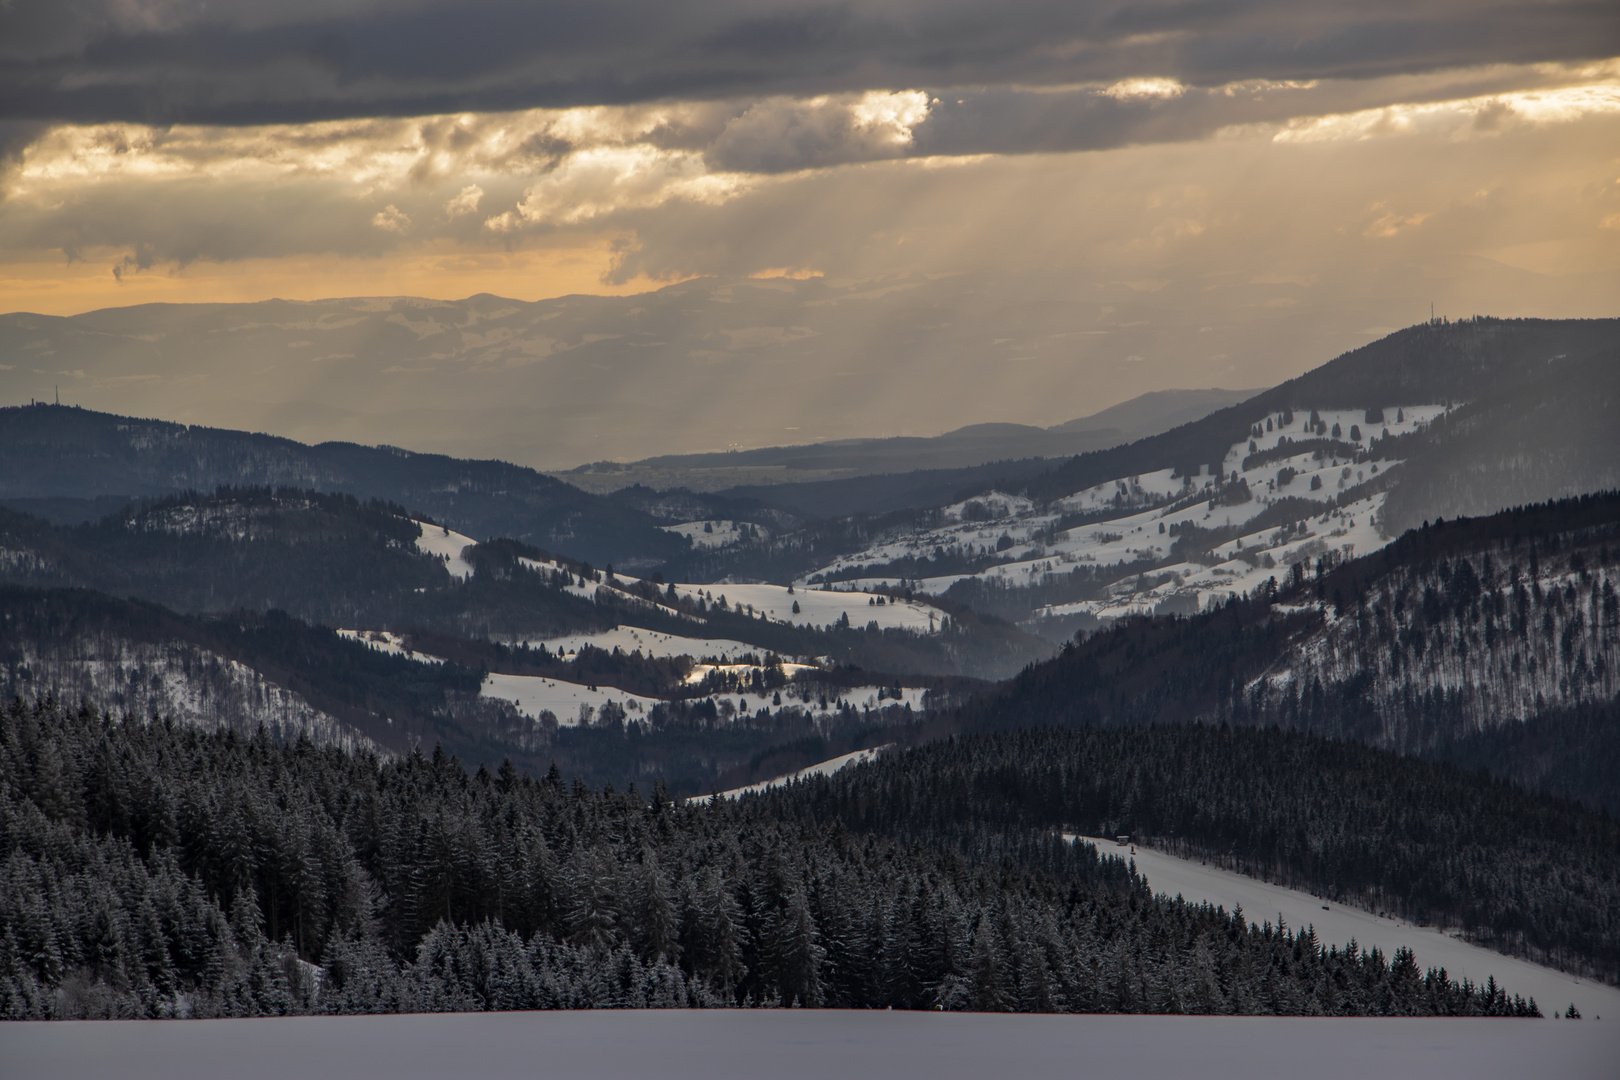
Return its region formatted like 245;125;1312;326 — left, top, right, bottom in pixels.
680;581;943;632
660;520;768;549
479;669;927;727
5;635;382;755
8;1010;1617;1080
336;628;445;664
698;744;892;801
520;627;765;661
412;520;477;581
480;672;662;725
1071;837;1620;1022
802;405;1451;632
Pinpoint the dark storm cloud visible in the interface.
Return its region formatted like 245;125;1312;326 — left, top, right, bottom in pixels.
2;0;1616;125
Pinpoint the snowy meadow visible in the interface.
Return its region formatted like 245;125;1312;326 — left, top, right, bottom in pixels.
4;1010;1617;1080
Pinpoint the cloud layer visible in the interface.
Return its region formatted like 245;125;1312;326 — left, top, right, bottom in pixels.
5;62;1617;281
4;1;1618;124
4;103;1618;467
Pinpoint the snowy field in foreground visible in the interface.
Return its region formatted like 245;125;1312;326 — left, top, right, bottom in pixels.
4;1011;1615;1080
1073;837;1620;1021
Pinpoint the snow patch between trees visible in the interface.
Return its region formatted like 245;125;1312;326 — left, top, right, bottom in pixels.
1071;836;1620;1023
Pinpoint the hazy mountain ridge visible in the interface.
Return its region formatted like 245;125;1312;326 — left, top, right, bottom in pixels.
0;275;1286;470
562;388;1258;494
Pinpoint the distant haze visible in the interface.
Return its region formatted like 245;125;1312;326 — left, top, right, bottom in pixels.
0;273;1461;469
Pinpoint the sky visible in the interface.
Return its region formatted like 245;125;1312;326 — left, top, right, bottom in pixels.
1;2;1619;464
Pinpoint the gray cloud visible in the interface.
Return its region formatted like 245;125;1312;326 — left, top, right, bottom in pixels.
3;1;1616;125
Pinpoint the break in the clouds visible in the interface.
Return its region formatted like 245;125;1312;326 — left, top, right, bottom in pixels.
3;1;1617;125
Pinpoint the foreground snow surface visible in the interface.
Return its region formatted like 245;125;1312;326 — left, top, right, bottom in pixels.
5;1011;1615;1080
1074;837;1620;1022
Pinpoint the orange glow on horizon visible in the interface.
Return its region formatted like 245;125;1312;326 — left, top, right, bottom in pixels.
0;237;680;317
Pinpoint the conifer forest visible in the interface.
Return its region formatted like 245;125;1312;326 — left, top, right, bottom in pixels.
0;699;1552;1019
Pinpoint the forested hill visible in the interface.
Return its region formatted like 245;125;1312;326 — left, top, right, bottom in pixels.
1019;317;1619;507
0;488;614;639
771;725;1620;984
0;403;683;569
943;492;1620;814
0;585;493;759
1;698;1548;1020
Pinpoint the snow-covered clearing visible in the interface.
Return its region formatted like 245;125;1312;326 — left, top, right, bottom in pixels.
515;557;695;620
509;553;946;636
689;684;926;722
330;625;918;727
335;629;444;664
517;627;768;662
1071;837;1620;1021
480;672;660;724
5;1010;1614;1080
411;520;476;581
683;661;819;685
660;519;766;549
678;581;943;632
479;670;921;725
698;744;893;801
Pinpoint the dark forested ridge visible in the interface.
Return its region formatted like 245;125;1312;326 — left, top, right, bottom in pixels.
779;726;1620;984
1;699;1545;1020
0;582;933;797
0;403;684;569
0;488;615;639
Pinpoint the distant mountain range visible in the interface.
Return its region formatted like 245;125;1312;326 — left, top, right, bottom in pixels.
0;274;1280;470
560;387;1258;493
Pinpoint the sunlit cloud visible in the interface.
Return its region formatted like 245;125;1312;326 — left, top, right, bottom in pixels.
371;204;411;233
445;185;483;216
1362;205;1432;239
1101;77;1186;101
1272;80;1620;142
